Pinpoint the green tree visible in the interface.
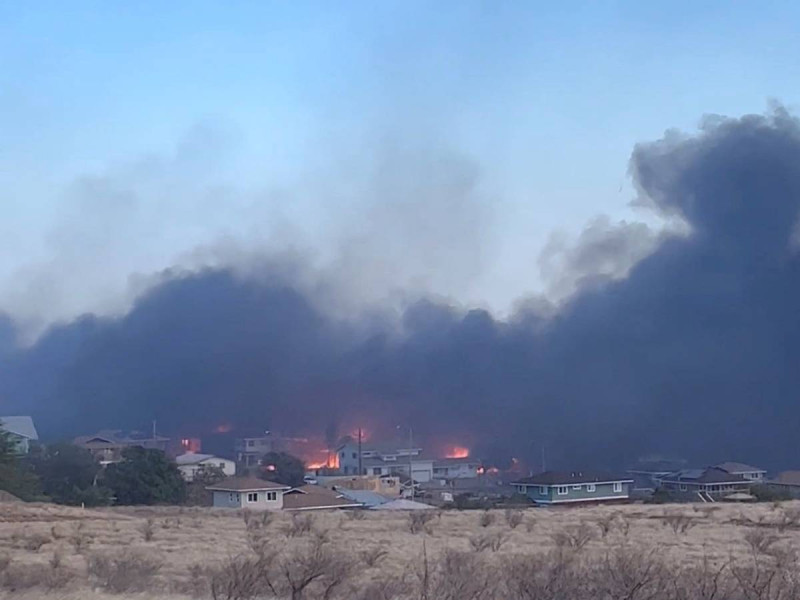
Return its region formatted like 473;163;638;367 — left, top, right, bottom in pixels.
259;451;305;487
30;443;112;506
184;464;226;506
104;446;186;505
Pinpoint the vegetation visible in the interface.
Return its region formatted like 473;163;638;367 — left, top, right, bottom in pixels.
259;451;306;487
0;424;42;501
29;442;112;506
103;446;186;505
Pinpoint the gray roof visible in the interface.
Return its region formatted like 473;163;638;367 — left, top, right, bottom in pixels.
660;467;747;485
370;498;435;510
175;453;228;466
433;457;482;466
512;471;633;486
206;476;290;492
0;416;38;440
337;489;391;507
714;462;766;474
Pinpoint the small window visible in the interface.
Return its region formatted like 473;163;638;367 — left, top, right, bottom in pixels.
587;484;596;492
679;484;687;492
247;492;258;503
266;491;277;501
352;452;357;459
557;486;568;495
517;485;526;494
247;440;254;447
613;482;623;493
229;493;236;502
340;451;345;458
572;485;582;490
219;462;225;469
539;486;547;495
373;468;381;475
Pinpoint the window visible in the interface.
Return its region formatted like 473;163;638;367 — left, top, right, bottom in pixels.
572;485;582;490
352;452;357;459
679;484;688;492
373;468;382;475
539;486;547;495
247;492;258;503
219;462;225;469
517;485;526;494
587;484;596;492
229;493;237;502
266;491;277;501
247;440;254;447
340;451;345;458
557;486;568;495
613;482;623;493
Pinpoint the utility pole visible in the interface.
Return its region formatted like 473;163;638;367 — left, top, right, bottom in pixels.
408;426;414;500
152;420;157;439
541;444;546;473
357;427;363;476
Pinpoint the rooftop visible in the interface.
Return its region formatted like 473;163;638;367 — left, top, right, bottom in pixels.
714;462;766;474
206;476;290;492
660;467;747;484
512;471;633;486
283;485;362;510
175;453;226;466
0;416;38;440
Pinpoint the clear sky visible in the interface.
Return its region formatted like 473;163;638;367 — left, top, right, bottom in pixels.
2;1;799;333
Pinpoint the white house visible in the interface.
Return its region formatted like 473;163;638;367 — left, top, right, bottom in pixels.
206;476;291;510
0;416;38;454
432;457;482;479
336;439;434;482
175;452;235;481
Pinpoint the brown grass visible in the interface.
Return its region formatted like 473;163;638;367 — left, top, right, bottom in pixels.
1;501;800;598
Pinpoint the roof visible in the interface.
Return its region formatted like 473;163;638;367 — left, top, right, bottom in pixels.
714;462;766;474
337;489;391;507
206;476;290;492
0;416;38;440
512;471;633;486
660;467;747;485
370;498;435;510
283;485;362;510
175;453;230;466
771;471;800;486
433;457;482;466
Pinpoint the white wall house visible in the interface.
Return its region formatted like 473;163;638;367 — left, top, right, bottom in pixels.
432;458;482;479
0;416;38;454
337;440;434;482
206;477;291;510
175;452;236;481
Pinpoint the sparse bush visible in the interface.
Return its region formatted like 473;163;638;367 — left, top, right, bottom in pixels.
210;555;273;600
469;531;506;552
19;531;50;552
243;509;273;530
478;510;495;528
743;529;781;555
751;484;791;503
408;511;435;534
417;548;493;600
276;537;356;600
345;509;366;521
360;546;389;567
285;513;315;538
504;509;523;529
140;517;155;541
87;549;161;593
596;513;616;538
550;522;594;552
663;511;696;535
776;506;800;532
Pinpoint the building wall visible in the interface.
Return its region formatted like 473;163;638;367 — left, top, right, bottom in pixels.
433;463;480;479
212;490;284;510
518;481;630;504
179;458;236;481
9;433;30;454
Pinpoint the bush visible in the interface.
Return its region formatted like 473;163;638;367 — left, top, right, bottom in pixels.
408;511;435;534
209;555;273;600
751;484;791;503
285;513;315;538
87;550;161;593
504;509;524;530
140;517;155;541
360;546;389;567
478;510;495;528
469;531;506;552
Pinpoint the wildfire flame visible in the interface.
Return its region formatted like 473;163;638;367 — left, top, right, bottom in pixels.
445;445;470;459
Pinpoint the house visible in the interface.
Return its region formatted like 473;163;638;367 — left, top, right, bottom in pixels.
432;457;483;479
512;471;633;505
336;489;391;508
656;467;753;500
336;439;434;482
282;485;363;511
765;471;800;499
317;474;401;497
74;430;170;464
206;476;291;510
0;416;38;454
175;452;236;481
713;462;767;481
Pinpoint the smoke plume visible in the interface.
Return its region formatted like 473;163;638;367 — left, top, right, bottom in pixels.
3;109;800;470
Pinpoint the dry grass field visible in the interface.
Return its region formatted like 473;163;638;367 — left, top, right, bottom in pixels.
2;500;800;599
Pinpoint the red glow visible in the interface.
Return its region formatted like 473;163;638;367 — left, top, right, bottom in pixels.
444;445;470;459
214;423;233;434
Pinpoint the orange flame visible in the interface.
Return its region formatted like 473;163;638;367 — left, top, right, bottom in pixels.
445;446;470;459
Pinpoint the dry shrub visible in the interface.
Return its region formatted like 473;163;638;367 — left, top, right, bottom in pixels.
478;510;495;528
277;537;356;600
505;509;524;530
417;547;493;600
663;511;696;536
469;531;506;553
243;509;273;530
0;557;74;592
743;529;782;556
595;513;616;538
360;545;389;567
210;555;273;600
551;522;594;551
408;511;435;534
775;506;800;532
506;548;580;600
285;513;315;538
71;522;90;553
351;574;412;600
140;516;156;541
87;549;161;593
19;531;50;552
594;546;670;600
345;509;366;521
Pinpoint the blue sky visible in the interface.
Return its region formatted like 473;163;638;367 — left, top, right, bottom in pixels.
2;1;799;332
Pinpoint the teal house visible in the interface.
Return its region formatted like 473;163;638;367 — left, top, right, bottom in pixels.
512;471;633;505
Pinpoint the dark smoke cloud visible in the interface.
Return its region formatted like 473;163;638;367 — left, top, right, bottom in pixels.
3;109;800;470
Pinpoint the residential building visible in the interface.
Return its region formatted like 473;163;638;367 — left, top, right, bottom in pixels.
206;476;290;510
318;474;401;497
432;457;483;479
336;439;434;482
766;471;800;499
0;416;38;454
713;462;767;481
282;485;362;511
336;489;391;508
512;471;633;505
175;452;236;481
234;433;296;467
74;430;170;464
656;467;754;500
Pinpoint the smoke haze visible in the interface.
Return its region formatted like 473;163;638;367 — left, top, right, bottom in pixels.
3;108;800;470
